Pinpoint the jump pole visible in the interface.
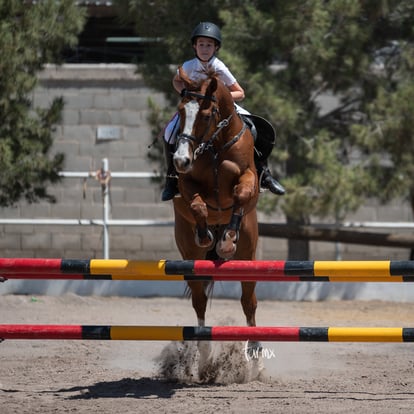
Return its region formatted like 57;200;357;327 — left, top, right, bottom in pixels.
1;259;414;282
1;325;414;342
2;273;413;282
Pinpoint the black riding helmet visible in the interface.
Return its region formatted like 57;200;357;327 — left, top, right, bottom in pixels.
191;22;222;48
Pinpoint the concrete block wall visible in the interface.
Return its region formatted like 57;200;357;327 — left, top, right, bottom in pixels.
0;64;178;260
0;64;411;261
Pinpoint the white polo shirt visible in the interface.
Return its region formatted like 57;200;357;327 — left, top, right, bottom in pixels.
180;56;237;87
179;56;250;115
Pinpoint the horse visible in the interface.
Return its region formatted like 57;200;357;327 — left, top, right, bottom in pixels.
172;66;260;334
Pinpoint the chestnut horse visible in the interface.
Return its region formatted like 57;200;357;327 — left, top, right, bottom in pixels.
172;67;259;331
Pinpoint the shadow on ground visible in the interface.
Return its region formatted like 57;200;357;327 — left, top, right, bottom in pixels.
50;377;221;400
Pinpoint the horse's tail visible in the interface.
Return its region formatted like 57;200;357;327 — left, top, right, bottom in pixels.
184;248;217;299
184;280;214;299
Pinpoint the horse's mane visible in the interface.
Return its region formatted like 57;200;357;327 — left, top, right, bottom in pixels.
180;66;220;90
203;67;218;79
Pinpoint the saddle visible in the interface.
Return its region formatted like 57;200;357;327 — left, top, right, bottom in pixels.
241;114;276;162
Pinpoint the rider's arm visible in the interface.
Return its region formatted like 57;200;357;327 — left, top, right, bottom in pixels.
228;82;245;102
173;73;185;94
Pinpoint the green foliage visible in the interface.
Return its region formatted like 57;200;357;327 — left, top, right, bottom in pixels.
352;79;414;202
0;1;85;206
117;0;414;224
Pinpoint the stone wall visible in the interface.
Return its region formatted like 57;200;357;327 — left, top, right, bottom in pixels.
0;64;411;261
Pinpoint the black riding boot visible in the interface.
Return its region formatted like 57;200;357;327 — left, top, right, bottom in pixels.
256;161;286;195
161;143;179;201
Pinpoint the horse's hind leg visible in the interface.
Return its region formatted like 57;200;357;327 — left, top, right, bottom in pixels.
187;280;208;326
241;281;263;365
240;281;257;327
186;278;214;382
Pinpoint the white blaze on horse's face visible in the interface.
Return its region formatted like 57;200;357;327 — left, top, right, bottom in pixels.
174;100;200;174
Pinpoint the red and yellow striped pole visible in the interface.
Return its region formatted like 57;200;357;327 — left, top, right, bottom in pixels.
1;325;413;342
1;258;414;282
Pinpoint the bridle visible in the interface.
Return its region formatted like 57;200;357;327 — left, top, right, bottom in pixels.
176;90;246;159
176;88;248;212
181;89;217;102
176;90;218;154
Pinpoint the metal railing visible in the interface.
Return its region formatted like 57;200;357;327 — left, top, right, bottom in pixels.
0;158;413;259
0;158;168;259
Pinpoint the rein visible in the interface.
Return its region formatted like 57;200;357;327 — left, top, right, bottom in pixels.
195;112;248;212
194;112;247;160
181;89;217;102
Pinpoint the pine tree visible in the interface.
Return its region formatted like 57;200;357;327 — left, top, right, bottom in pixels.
117;0;414;258
0;1;85;206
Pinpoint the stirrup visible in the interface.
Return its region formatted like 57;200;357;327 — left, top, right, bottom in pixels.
258;169;266;193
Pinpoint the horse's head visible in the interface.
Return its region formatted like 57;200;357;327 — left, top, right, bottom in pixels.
174;67;226;174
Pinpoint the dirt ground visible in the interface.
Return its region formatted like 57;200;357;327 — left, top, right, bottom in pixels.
1;294;414;413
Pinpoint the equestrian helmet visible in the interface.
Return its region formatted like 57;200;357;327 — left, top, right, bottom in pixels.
191;22;222;47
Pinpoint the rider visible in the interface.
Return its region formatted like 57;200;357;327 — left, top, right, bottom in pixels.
161;21;285;201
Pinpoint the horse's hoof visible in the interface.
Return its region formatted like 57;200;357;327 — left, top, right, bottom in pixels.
216;241;236;259
215;230;237;259
195;229;214;248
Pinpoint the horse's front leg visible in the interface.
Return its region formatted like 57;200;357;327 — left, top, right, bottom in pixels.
216;208;243;259
190;194;214;248
216;168;257;259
